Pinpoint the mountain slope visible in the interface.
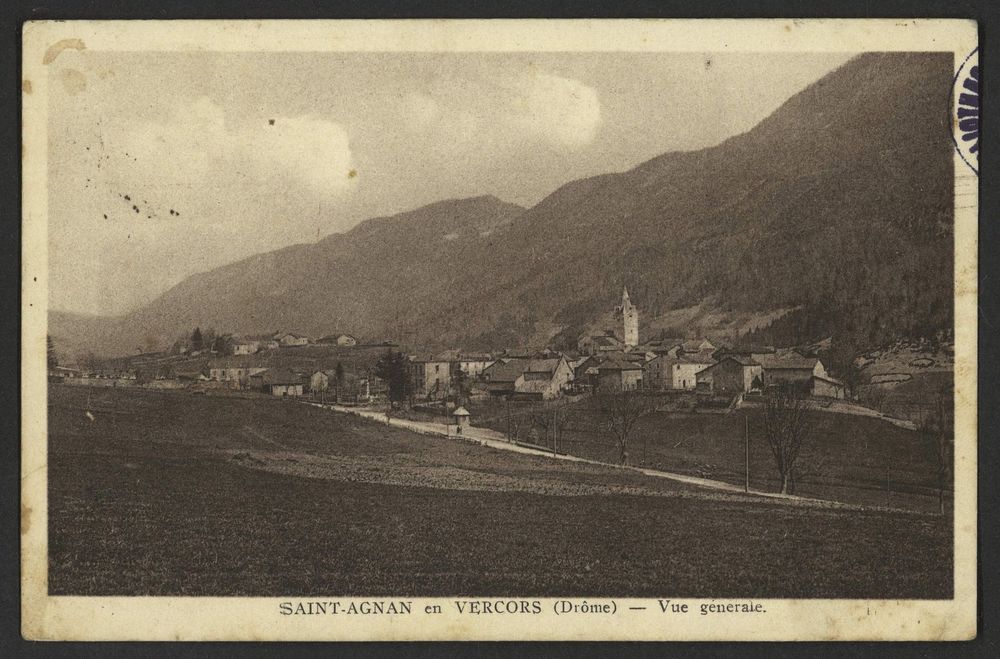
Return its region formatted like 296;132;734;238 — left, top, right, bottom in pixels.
401;52;953;350
50;195;525;356
52;53;954;359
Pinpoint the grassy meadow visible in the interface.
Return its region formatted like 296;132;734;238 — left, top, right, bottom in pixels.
48;385;951;598
468;395;949;512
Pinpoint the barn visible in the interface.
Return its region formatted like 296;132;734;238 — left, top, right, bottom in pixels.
252;368;305;397
696;356;763;395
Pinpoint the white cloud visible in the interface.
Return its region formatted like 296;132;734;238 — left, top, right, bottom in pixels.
511;72;602;148
393;69;600;151
245;115;354;196
103;96;355;200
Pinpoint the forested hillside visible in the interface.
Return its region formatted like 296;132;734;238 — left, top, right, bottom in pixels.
51;53;954;361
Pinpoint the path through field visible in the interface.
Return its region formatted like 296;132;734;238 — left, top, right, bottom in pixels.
316;403;863;510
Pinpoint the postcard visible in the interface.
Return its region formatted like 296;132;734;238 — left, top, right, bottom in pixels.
21;18;978;641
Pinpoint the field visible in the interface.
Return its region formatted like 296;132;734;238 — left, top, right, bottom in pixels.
48;385;951;597
468;396;949;512
104;343;392;379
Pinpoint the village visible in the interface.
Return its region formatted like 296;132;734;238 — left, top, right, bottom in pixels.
46;282;955;518
50;288;851;407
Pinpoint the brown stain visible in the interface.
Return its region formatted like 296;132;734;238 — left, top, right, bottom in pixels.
821;612;840;640
21;79;32;94
784;24;792;32
21;502;31;535
955;263;977;297
347;169;358;179
42;38;86;65
59;68;87;95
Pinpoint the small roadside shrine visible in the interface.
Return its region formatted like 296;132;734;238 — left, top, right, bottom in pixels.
451;406;471;434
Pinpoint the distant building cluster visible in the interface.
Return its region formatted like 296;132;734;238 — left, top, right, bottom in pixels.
400;287;845;403
51;287;845;404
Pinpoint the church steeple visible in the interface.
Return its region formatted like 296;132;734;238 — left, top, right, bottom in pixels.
618;286;639;348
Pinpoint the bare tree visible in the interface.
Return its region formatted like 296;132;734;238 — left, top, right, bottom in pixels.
860;383;887;412
599;387;654;466
826;339;864;401
534;404;563;453
762;389;811;494
918;390;953;514
505;398;526;442
451;367;471;405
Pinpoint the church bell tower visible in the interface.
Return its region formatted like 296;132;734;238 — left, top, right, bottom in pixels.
616;286;639;348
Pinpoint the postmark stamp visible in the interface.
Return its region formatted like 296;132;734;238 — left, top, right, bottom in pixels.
951;47;979;175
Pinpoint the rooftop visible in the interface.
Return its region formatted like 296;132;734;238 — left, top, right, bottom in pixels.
486;357;564;382
597;356;644;371
257;368;303;385
756;354;821;370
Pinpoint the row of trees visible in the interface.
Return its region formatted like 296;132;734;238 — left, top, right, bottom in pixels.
370;350;953;510
168;327;236;356
588;386;950;506
368;351;824;500
595;386;811;494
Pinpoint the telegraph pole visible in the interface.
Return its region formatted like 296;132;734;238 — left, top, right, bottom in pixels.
885;467;891;507
554;409;559;455
552;408;557;456
744;414;750;493
506;398;511;442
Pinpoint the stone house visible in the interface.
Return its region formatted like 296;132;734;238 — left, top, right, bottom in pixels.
435;350;496;378
681;338;716;354
209;359;268;388
573;355;604;389
756;355;827;391
232;340;260;356
318;333;358;347
755;354;846;398
309;369;335;393
275;332;310;347
251;368;304;396
483;357;573;400
712;345;776;363
811;374;846;399
577;332;623;356
454;354;495;378
644;352;713;390
696;356;763;395
596;356;644;392
409;356;452;399
311;369;383;402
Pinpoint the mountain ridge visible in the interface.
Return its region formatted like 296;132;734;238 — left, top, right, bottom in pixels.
50;52;954;362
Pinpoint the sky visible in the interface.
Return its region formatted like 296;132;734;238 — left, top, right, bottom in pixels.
47;50;855;317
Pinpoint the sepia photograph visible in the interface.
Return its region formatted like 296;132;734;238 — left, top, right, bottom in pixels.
21;19;978;641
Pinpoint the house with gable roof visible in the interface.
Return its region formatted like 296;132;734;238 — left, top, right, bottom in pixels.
596;354;644;391
696;355;763;396
482;356;573;400
644;351;715;390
